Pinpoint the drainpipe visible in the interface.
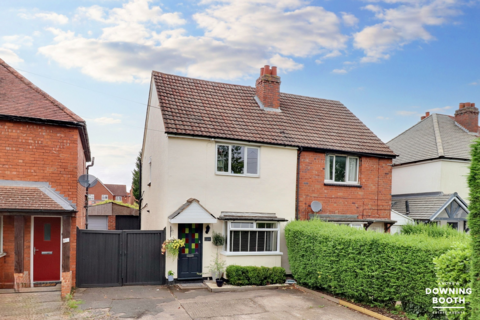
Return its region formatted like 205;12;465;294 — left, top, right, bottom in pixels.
85;157;95;230
295;147;303;221
138;155;142;228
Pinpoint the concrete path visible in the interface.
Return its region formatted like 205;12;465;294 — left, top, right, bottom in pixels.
75;285;374;319
0;291;64;320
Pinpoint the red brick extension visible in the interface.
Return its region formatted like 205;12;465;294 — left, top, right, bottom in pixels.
108;216;116;230
0;121;86;292
297;151;392;220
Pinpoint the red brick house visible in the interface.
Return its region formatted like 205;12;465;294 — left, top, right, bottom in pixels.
0;59;91;296
88;180;130;204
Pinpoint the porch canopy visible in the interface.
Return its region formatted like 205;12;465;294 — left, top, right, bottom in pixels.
218;212;288;222
168;198;217;224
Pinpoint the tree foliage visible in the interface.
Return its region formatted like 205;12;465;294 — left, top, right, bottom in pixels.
131;150;141;201
468;139;480;319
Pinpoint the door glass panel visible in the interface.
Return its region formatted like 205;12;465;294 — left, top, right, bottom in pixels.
44;223;51;241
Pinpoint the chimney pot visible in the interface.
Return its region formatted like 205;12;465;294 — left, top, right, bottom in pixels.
271;66;277;76
264;65;271;75
460;103;465;109
465;102;472;108
260;67;264;76
421;116;426;120
426;112;430;117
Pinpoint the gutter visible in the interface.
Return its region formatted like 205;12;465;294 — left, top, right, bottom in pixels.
295;146;303;221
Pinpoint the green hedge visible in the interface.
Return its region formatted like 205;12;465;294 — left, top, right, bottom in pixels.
401;223;462;238
226;265;286;286
285;219;468;317
433;242;472;320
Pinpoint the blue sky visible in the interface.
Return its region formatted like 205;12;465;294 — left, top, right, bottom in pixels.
1;0;479;186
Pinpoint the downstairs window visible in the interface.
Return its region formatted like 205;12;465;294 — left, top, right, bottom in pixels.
226;221;279;253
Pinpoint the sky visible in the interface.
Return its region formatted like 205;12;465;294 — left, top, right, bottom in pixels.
1;0;479;187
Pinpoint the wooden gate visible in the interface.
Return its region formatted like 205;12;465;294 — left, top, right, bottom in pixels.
76;228;165;287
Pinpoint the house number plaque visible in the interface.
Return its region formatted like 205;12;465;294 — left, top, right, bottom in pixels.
186;254;194;257
204;237;211;241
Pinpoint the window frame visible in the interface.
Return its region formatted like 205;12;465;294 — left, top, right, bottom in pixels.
88;194;94;201
215;144;260;177
325;154;360;184
224;221;281;255
115;196;122;201
101;195;109;201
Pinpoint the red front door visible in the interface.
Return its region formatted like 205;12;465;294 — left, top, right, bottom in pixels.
33;217;61;282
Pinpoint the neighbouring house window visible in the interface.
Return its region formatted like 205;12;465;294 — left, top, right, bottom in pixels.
101;195;108;200
88;194;94;201
226;221;279;253
447;222;458;230
216;144;259;176
115;196;122;201
325;155;359;183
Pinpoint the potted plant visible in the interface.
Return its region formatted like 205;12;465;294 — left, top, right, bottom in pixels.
167;270;174;282
161;238;185;260
211;232;226;281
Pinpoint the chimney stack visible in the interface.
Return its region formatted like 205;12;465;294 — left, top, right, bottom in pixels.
255;65;281;110
420;111;431;121
455;102;478;133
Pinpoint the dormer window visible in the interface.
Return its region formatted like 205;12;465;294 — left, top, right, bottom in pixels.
325;155;359;184
216;144;259;177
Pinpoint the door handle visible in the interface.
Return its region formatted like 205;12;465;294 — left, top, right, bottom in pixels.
34;247;39;255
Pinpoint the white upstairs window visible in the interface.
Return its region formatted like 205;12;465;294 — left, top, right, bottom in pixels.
101;195;108;200
325;155;359;184
216;144;259;177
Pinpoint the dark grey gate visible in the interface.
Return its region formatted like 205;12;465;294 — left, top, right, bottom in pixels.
76;228;165;287
116;216;140;230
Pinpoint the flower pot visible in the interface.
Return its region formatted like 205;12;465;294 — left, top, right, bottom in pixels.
168;275;174;282
216;279;224;287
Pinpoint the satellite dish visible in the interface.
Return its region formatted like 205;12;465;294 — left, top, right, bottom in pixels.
311;201;322;213
78;174;98;188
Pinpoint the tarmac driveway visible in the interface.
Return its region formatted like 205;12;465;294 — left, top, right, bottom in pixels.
75;285;374;320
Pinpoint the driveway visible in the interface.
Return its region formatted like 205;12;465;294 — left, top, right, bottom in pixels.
75;285;374;320
0;291;64;319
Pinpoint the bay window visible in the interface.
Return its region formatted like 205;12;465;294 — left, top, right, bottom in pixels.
225;221;280;253
325;155;359;183
216;144;259;176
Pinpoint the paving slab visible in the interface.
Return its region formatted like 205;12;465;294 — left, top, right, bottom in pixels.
0;291;64;320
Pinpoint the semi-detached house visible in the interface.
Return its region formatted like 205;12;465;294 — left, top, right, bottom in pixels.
141;65;396;280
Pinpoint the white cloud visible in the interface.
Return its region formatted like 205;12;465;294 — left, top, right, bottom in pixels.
471;81;478;85
92;117;122;125
428;106;452;112
332;69;348;74
396;110;419;116
354;0;461;62
39;0;348;82
341;12;359;27
89;143;141;186
19;12;69;24
2;35;33;50
0;48;23;64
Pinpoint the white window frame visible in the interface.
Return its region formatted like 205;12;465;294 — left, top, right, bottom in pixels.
101;195;108;201
115;196;122;201
223;221;281;256
325;154;360;184
88;194;94;201
215;144;260;177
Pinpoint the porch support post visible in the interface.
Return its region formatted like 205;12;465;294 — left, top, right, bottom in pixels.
62;216;71;272
14;216;25;273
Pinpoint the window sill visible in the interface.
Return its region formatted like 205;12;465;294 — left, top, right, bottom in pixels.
220;251;283;256
215;173;260;178
324;181;362;188
0;253;6;259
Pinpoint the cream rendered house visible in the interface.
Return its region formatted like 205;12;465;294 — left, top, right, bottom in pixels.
387;103;478;231
141;67;298;280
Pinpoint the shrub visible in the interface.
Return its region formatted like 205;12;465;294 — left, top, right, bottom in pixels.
468;139;480;319
285;219;468;317
401;223;463;238
226;265;286;286
433;242;472;320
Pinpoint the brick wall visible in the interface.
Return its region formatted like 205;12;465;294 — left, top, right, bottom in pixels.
108;216;116;230
0;121;86;288
298;151;392;220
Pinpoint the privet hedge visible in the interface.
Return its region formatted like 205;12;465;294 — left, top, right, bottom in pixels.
285;220;467;316
468;139;480;320
226;265;286;286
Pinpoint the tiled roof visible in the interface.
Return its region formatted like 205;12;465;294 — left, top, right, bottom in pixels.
387;114;475;165
0;180;76;211
391;192;454;220
152;72;395;157
0;58;84;123
105;184;127;196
